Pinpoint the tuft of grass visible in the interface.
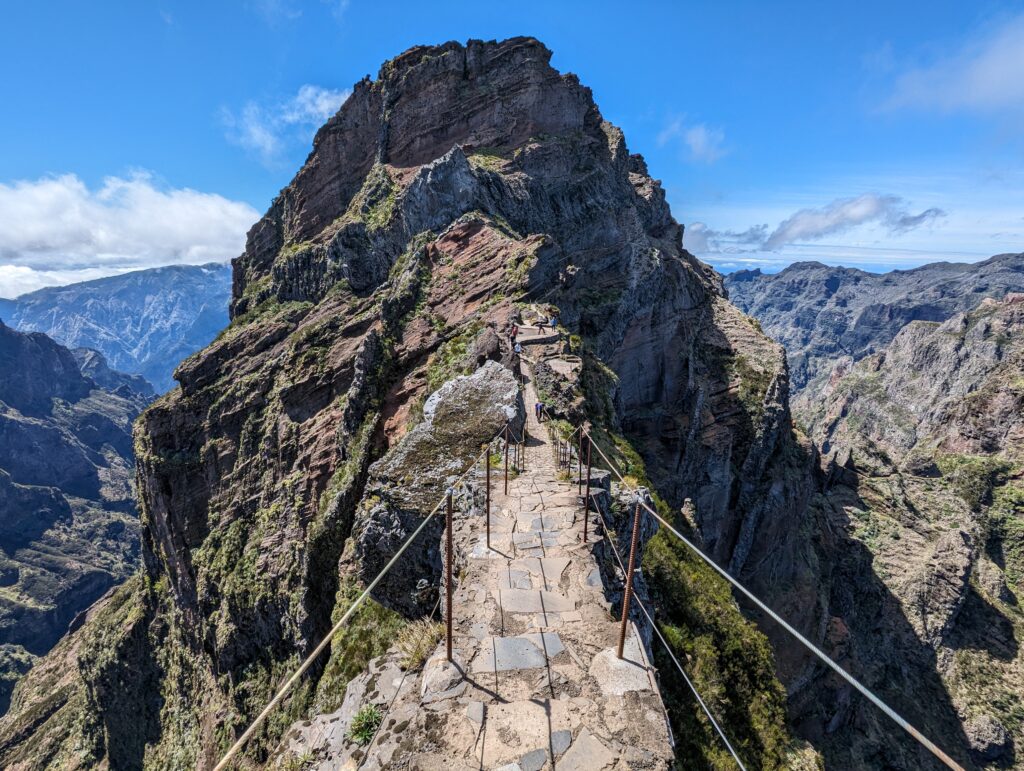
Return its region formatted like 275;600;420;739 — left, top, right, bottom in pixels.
347;703;383;746
396;619;444;670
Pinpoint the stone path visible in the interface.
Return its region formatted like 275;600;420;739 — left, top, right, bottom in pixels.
286;373;675;770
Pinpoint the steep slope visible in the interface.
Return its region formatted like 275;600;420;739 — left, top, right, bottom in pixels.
800;295;1024;766
0;322;149;714
724;254;1024;395
0;38;826;770
0;263;232;392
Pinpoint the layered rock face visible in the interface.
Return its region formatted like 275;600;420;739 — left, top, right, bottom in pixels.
0;38;826;770
798;295;1024;767
724;253;1024;395
1;263;232;392
0;322;149;714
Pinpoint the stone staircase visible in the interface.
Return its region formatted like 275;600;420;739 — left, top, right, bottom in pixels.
285;376;675;770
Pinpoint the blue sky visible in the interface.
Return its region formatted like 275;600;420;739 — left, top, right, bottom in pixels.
1;0;1023;296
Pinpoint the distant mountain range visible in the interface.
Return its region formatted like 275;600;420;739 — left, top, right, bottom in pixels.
0;322;151;713
724;252;1024;394
0;263;233;393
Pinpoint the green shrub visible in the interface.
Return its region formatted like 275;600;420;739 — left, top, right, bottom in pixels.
937;453;1013;511
347;704;383;745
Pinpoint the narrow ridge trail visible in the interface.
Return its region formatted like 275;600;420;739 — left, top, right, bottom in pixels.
288;369;675;770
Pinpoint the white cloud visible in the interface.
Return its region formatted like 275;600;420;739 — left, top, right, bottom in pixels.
886;13;1024;113
658;117;728;164
685;222;767;253
224;84;351;166
685;193;945;257
684;124;727;164
763;194;944;250
0;172;258;297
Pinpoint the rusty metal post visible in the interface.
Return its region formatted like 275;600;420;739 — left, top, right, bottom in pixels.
617;498;643;659
504;426;509;495
577;429;583;495
446;488;454;662
484;444;491;550
584;435;592;543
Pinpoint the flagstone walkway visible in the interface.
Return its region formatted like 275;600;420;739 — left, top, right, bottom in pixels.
287;374;675;770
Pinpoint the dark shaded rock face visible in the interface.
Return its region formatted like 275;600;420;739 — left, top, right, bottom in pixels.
0;37;882;770
724;254;1024;395
1;263;232;392
0;322;148;714
798;295;1024;768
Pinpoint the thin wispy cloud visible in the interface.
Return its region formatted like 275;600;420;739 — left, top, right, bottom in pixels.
250;0;348;26
223;84;351;167
0;172;257;297
658;117;728;164
249;0;302;25
885;13;1024;113
686;193;945;256
763;194;945;250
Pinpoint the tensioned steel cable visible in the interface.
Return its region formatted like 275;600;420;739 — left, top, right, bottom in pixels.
581;427;966;771
213;422;510;771
593;502;747;769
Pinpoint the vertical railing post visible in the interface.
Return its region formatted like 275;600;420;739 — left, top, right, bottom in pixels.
446;487;454;662
504;426;509;495
618;497;643;659
577;429;583;495
584;434;592;544
484;444;491;550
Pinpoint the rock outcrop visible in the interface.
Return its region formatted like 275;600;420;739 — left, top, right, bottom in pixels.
0;322;149;714
0;263;232;392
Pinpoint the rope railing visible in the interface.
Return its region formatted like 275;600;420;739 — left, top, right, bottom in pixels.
593;501;747;770
578;425;966;771
212;419;515;771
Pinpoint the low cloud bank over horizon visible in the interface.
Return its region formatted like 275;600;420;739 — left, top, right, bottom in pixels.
0;172;257;298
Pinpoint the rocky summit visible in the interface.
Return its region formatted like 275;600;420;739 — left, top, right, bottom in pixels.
0;36;1009;771
0;322;150;715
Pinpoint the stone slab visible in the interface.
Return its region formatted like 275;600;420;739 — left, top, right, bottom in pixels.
472;633;564;673
558;728;617;771
498;589;575;613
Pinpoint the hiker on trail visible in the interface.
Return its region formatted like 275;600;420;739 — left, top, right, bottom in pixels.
535;401;543;421
549;315;558;329
509;323;519;344
514;342;522;356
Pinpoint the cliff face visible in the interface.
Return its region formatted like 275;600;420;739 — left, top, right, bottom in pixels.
799;295;1024;766
1;263;232;392
0;322;149;714
724;254;1024;395
0;38;820;769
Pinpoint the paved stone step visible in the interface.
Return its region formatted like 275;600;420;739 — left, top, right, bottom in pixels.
471;632;565;673
496;588;575;614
